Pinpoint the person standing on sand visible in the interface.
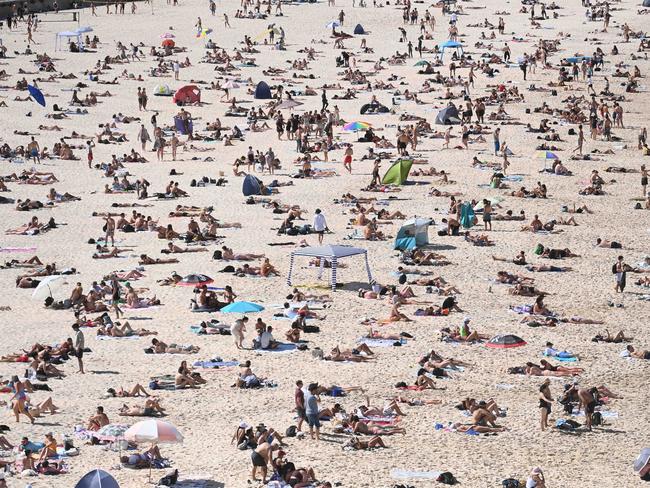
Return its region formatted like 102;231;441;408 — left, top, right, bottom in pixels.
230;316;248;349
138;124;151;151
27;137;40;164
294;380;306;432
104;215;116;247
86;140;94;168
250;441;279;484
313;209;328;244
613;255;630;293
305;383;321;440
72;324;85;374
641;164;648;197
482;199;492;231
493;128;500;156
538;379;553;431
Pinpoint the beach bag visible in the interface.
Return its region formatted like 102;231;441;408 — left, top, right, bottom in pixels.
285;425;298;437
591;412;603;426
158;469;179;486
437;472;457;484
502;479;520;488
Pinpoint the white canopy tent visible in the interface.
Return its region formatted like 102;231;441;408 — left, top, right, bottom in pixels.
286;244;374;291
55;31;82;51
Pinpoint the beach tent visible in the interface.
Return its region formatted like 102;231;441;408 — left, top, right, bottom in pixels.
353;24;366;34
435;105;461;125
172;85;200;105
439;39;463;60
153;84;173;96
162;39;175;48
382;158;413;185
286;244;374;291
55;31;82;51
174;116;193;135
360;103;389;114
394;218;432;251
75;469;120;488
254;81;272;99
242;174;262;196
459;201;475;228
644;0;650;7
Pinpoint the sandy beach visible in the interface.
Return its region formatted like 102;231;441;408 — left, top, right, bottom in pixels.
0;0;649;486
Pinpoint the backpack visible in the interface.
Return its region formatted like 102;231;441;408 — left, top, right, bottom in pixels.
611;263;618;274
437;472;457;485
591;411;603;426
502;479;520;488
285;425;298;437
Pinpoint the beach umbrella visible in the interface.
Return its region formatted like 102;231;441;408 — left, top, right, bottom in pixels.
221;301;264;313
27;85;46;107
222;80;240;89
76;26;93;33
474;196;504;211
177;274;213;287
75;469;120;488
94;423;129;442
486;334;527;349
196;28;213;38
125;419;183;444
161;39;175;48
276;99;303;110
160;32;175;39
536;150;559;160
634;448;650;472
343;121;371;132
32;275;66;300
414;60;430;66
325;20;341;29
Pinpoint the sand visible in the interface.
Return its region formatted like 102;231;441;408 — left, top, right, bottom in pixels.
0;0;649;486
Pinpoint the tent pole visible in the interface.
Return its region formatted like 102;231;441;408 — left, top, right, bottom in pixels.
331;257;337;292
287;253;295;286
364;251;373;284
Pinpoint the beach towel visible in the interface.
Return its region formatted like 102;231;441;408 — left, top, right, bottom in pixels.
254;343;297;353
357;338;403;347
390;469;442;480
0;247;38;252
192;360;239;369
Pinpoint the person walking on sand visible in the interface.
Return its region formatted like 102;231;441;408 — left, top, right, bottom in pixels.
573;124;584;155
230;316;248;349
111;276;123;318
138;124;151;151
482;199;492;231
73;323;85;374
641;164;648;197
538;379;553;431
313;209;328;244
343;144;353;173
613;255;630;293
104;215;116;247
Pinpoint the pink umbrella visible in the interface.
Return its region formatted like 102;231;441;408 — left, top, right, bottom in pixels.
125;419;183;444
124;420;183;482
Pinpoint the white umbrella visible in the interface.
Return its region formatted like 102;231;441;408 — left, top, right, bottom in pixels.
32;275;67;301
325;20;340;29
222;80;240;89
276;99;303;110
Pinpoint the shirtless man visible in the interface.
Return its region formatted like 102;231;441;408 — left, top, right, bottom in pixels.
251;441;279;484
104;215;116;247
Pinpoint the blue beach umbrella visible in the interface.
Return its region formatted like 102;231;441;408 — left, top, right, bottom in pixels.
27;85;46;107
221;301;264;313
75;469;120;488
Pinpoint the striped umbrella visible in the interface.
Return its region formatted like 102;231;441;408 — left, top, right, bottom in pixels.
343;121;371;132
536;150;559;160
125;419;183;444
95;423;129;442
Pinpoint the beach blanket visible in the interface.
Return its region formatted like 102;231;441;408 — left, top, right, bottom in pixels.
390;469;442;480
192;360;239;369
0;247;38;252
254;343;297;354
